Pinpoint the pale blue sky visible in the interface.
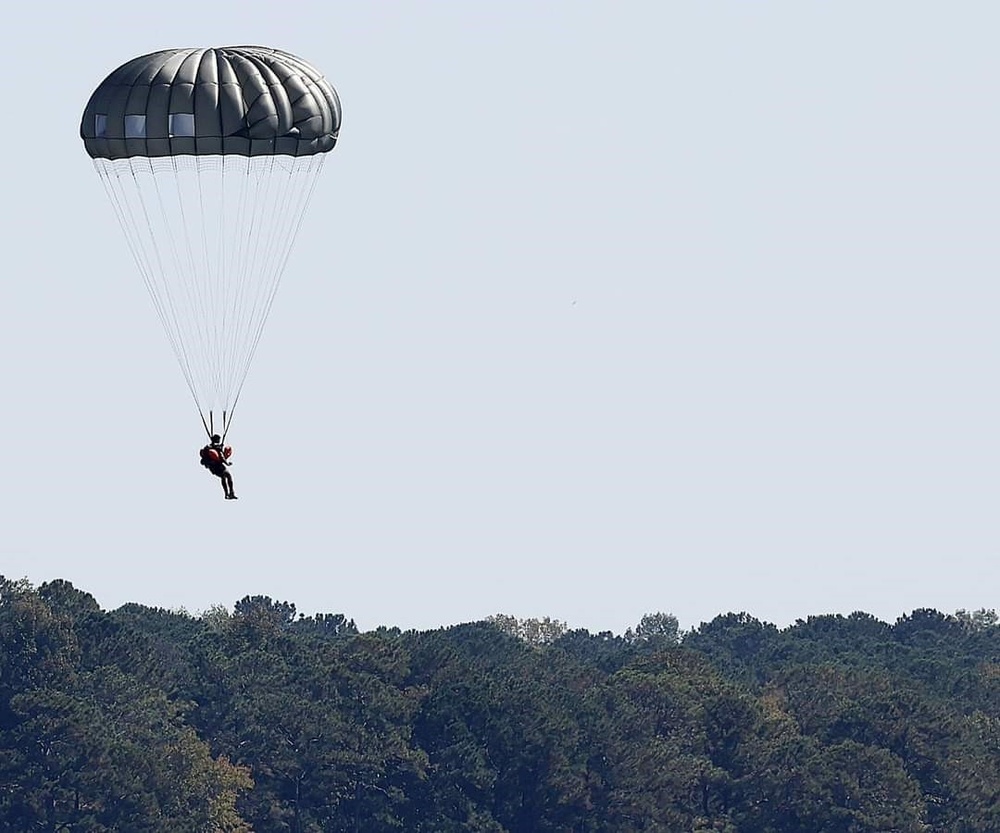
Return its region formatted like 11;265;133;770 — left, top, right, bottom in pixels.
2;2;997;633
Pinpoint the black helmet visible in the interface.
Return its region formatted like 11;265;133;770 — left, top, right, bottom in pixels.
211;434;222;443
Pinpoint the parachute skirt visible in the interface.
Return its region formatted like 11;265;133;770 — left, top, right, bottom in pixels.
93;153;326;430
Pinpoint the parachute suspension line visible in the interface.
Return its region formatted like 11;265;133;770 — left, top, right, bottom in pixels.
141;157;214;423
246;155;326;375
192;157;220;399
215;155;256;415
200;155;250;428
253;157;316;340
94;161;167;337
179;156;219;412
193;159;232;424
226;157;254;400
229;156;285;402
92;153;328;436
215;155;276;431
225;155;270;407
140;159;207;408
142;160;198;387
169;156;216;418
241;157;287;394
221;155;313;422
92;159;205;419
268;155;327;311
94;161;157;300
209;158;228;410
223;154;327;429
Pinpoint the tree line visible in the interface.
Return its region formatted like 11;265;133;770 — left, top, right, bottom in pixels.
1;575;997;831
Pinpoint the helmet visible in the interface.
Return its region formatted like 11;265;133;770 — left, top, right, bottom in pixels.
211;434;222;443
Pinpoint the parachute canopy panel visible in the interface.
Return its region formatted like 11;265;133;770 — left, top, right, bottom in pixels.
81;46;341;159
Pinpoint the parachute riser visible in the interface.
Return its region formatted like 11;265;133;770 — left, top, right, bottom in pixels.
202;409;234;444
200;410;212;440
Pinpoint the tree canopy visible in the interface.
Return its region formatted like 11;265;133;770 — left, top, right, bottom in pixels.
1;577;997;832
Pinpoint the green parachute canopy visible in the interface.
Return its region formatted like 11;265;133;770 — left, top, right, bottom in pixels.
81;47;341;438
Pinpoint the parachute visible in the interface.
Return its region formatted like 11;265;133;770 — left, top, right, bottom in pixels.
200;445;232;466
81;46;341;439
200;445;232;463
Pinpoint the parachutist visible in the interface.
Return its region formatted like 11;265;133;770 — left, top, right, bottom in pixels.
200;434;238;500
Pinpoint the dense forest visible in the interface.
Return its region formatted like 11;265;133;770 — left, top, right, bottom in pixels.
1;576;997;832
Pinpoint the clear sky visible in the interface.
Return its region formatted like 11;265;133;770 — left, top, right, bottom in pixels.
2;2;997;634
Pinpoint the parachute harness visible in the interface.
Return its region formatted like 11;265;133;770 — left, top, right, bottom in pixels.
94;153;326;440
